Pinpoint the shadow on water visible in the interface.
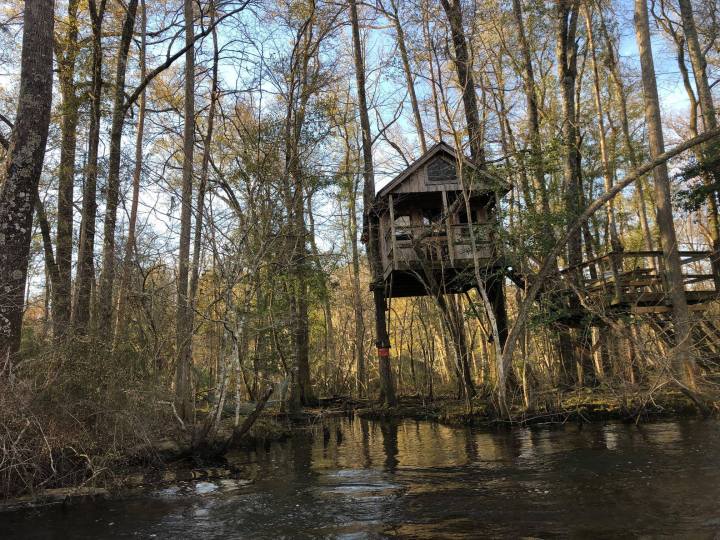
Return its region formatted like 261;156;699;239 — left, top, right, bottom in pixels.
4;417;720;539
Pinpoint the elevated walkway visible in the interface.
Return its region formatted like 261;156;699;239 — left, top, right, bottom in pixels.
559;250;719;315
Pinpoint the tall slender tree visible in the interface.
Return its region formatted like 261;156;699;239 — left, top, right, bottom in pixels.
634;0;699;394
73;0;107;334
97;0;140;332
676;0;720;287
53;0;81;339
176;0;196;421
349;0;396;405
114;0;147;346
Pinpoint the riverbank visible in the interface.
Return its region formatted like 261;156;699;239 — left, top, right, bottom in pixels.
5;415;720;538
1;386;716;510
355;386;718;426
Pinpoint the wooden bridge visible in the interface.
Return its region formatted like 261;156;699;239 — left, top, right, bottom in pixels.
558;250;719;315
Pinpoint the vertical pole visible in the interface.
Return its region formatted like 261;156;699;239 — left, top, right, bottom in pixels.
485;277;509;348
442;190;455;264
373;280;394;403
389;194;397;270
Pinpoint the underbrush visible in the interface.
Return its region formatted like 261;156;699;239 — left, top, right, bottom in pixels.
0;340;176;500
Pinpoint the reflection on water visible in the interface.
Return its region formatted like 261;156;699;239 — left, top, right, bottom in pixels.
4;418;720;538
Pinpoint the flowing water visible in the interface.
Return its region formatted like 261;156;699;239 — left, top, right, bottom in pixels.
3;417;720;538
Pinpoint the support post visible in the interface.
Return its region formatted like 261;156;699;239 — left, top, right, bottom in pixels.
485;275;509;348
373;281;396;405
389;193;397;270
442;190;455;265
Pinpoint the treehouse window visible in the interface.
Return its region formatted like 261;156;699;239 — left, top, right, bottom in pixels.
426;157;457;184
394;214;412;241
421;208;445;235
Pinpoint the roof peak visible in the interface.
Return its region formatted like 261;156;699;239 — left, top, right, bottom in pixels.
376;142;475;198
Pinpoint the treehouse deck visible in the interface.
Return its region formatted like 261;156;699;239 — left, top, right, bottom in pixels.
559;250;720;316
381;223;500;297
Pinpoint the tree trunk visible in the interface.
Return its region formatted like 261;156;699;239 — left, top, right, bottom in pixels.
584;5;623;303
0;0;54;367
439;0;483;163
349;0;396;406
347;154;366;397
97;0;140;332
511;0;550;215
114;0;147;347
53;0;80;339
634;0;698;392
676;0;720;287
73;0;107;334
557;0;582;273
556;0;583;384
175;0;195;422
307;190;337;391
388;0;426;153
421;0;443;141
189;1;219;311
598;4;655;254
441;0;510;403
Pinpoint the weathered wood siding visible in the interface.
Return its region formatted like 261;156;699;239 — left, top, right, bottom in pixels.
391;165;460;194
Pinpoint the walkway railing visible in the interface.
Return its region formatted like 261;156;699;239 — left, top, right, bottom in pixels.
559;250;720;308
383;224;494;274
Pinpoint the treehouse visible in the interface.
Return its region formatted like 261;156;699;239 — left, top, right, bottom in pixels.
377;142;509;298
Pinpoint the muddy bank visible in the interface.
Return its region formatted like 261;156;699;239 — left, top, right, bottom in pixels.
0;415;292;512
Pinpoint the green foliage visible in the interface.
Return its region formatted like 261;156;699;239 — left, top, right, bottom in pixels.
676;155;720;212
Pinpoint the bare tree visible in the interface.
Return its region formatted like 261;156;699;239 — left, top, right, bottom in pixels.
73;0;107;333
176;0;196;421
97;0;140;331
349;0;396;405
634;0;700;395
53;0;81;338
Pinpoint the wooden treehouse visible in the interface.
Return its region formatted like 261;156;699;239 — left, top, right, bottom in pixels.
558;250;720;320
376;142;508;299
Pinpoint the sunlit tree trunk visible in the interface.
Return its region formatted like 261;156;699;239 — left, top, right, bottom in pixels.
584;5;623;307
556;0;584;385
189;2;219;310
634;0;698;393
439;0;483;164
511;0;550;216
597;5;655;254
114;0;147;347
676;0;720;287
387;0;426;153
421;0;442;141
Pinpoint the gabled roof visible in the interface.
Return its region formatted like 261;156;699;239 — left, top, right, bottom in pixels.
377;142;467;198
376;141;508;198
